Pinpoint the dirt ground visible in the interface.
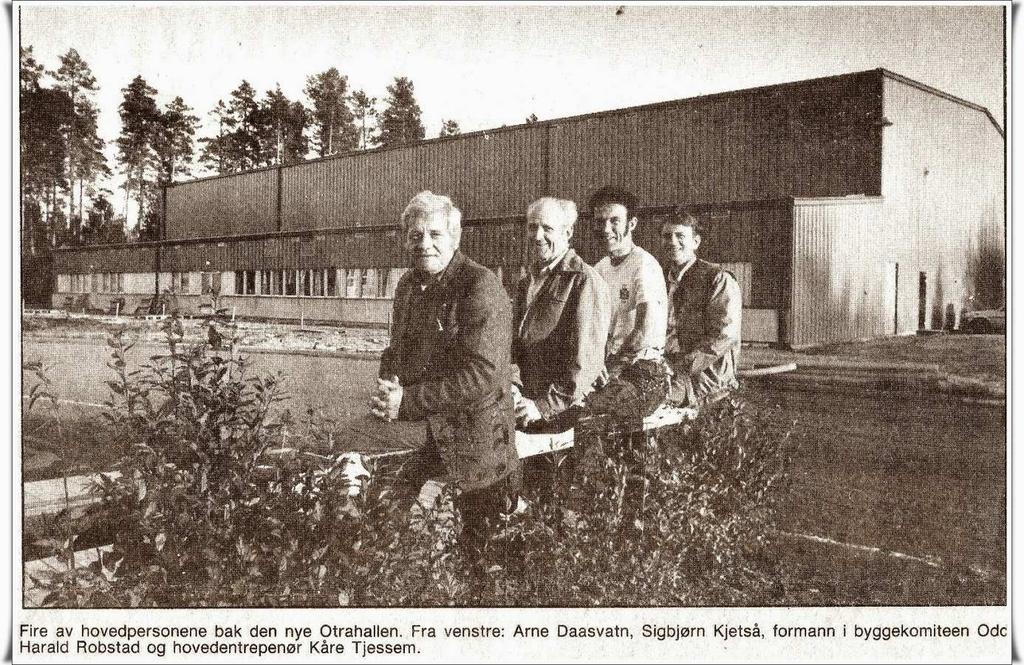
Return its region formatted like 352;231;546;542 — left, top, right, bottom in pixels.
22;312;389;357
747;333;1006;385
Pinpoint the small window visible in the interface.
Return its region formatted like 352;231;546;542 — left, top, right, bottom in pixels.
243;270;255;295
91;273;99;293
234;270;245;295
301;270;312;297
377;269;390;298
284;270;296;296
346;269;357;297
360;270;369;298
312;269;324;297
272;270;282;295
201;272;213;295
260;271;271;295
117;274;124;293
179;272;190;293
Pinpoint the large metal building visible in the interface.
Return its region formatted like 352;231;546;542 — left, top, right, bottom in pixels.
52;68;1004;348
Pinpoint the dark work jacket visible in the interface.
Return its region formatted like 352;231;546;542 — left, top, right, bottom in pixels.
380;251;519;492
511;249;611;422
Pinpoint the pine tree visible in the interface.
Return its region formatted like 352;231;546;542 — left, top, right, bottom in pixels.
20;47;73;253
198;99;236;175
19;46;45;93
304;68;358;157
259;85;309;165
377;77;425;147
54;49;106;242
349;89;377;150
227;80;262;170
153;96;199;183
71;106;111;240
82;192;125;245
439;119;461;138
525;113;539;124
116;75;160;236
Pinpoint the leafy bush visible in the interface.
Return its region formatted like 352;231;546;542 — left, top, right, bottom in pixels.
463;397;792;606
27;323;790;607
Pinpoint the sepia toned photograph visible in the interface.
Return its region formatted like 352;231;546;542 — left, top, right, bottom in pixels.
16;0;1006;625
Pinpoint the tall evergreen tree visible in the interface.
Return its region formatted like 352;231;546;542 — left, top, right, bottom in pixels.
153;96;199;183
20;46;45;92
349;89;377;150
226;80;262;170
304;68;357;156
69;105;110;243
20;47;73;253
439;119;461;138
198;99;236;175
116;75;160;236
377;77;425;147
82;192;125;245
54;48;104;241
258;85;309;165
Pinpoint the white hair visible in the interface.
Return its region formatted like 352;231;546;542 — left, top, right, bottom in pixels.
400;191;463;236
527;197;578;228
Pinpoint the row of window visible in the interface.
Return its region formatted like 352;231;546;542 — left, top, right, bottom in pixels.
232;268;393;299
169;271;224;295
68;273;125;293
62;269;400;299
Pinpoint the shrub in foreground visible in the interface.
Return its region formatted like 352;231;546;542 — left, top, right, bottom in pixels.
28;325;789;607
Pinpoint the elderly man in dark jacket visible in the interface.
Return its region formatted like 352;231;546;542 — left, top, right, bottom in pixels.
371;191;521;554
511;197;611;432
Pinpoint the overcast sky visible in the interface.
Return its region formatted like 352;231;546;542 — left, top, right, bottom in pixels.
19;2;1006;218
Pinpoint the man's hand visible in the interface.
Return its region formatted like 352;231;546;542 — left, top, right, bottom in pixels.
369;375;402;422
514;396;543;428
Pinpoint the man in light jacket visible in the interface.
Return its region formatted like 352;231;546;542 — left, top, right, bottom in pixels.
510;197;611;432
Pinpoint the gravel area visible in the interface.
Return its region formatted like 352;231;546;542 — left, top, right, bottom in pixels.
23;312;389;356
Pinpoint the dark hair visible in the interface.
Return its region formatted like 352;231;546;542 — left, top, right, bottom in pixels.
587;185;639;221
655;206;703;236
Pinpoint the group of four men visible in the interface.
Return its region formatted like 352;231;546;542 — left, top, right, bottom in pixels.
369;187;742;552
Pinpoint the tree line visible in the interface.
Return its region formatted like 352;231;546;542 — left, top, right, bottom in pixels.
20;46;455;250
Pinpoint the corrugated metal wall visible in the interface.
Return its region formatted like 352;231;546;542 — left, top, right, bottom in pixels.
54;244;158;274
280;128;547;229
547;72;883;207
880;75;1005;333
164;71;885;240
165;169;279;239
790;197;887;347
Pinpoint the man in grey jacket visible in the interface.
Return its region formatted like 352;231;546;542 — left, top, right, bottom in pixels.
658;207;742;407
511;197;612;432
